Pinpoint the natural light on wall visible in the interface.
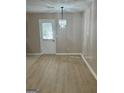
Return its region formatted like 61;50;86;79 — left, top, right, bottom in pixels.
59;19;67;28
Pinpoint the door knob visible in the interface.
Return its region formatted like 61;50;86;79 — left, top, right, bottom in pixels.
52;40;55;42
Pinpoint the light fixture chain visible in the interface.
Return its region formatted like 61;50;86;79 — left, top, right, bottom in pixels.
61;7;64;19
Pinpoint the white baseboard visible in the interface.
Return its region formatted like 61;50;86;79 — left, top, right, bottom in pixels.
27;53;81;55
81;54;97;80
56;53;81;55
26;53;43;56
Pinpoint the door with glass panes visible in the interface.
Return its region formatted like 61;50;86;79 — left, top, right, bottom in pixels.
39;19;56;54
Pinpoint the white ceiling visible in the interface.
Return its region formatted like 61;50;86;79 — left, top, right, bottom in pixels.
26;0;93;13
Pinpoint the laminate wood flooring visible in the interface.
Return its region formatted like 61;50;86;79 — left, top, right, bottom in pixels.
26;55;97;93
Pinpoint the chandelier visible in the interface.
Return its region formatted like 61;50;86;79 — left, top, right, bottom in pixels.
59;7;67;28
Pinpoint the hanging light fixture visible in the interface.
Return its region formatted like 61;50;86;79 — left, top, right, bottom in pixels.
59;7;67;28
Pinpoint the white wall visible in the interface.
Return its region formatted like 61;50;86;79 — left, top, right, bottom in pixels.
81;0;97;75
26;13;83;53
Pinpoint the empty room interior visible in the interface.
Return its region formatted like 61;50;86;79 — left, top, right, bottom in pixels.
26;0;97;93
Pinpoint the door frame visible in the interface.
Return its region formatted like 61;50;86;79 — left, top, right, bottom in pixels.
39;19;56;54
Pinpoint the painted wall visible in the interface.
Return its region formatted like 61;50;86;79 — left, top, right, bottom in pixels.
26;13;82;53
81;0;97;74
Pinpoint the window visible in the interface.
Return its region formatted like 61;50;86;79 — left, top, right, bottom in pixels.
42;23;53;39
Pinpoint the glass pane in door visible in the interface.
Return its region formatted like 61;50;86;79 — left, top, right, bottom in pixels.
42;23;53;39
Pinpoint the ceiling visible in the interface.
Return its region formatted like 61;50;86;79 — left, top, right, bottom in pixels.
26;0;93;13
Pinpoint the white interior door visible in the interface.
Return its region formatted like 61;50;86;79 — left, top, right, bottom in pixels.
39;19;56;54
